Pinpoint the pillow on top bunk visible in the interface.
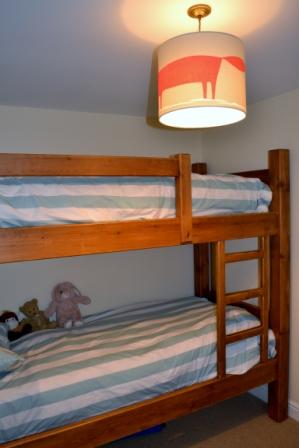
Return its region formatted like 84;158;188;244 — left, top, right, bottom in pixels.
0;323;23;373
191;173;272;216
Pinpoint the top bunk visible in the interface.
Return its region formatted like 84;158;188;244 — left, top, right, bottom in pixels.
0;149;289;263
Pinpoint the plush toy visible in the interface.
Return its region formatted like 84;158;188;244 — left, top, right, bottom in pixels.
45;282;91;329
19;298;57;332
0;311;32;341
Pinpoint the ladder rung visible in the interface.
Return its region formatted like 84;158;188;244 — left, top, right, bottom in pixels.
225;250;264;263
231;301;261;319
225;287;263;304
226;325;263;344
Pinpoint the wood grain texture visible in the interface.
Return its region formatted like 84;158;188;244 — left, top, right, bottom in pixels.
174;154;192;243
268;150;290;333
259;237;270;363
232;168;269;185
215;241;226;378
267;149;290;422
0;219;183;263
225;288;264;305
192;162;208;176
0;213;278;264
193;243;210;297
192;161;210;298
225;250;263;263
0;153;179;177
226;325;263;345
2;360;277;448
192;213;279;243
231;301;261;319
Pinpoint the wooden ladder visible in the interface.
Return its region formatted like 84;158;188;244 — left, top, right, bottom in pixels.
215;236;270;378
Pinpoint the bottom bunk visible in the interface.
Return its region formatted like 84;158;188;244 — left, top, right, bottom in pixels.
1;295;277;446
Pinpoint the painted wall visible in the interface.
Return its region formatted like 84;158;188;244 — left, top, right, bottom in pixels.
0;105;203;315
201;88;299;410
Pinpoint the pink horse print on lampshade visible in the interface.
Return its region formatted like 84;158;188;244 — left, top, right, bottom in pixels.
158;55;246;107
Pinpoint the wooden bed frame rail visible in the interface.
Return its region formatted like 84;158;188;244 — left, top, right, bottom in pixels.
0;153;192;263
3;360;277;448
0;149;290;448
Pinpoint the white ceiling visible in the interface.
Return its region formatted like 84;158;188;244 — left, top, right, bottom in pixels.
0;0;298;118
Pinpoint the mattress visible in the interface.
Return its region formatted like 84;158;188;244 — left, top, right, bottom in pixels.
0;173;272;227
0;296;276;443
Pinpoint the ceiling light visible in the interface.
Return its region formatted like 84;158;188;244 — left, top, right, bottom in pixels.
157;4;246;128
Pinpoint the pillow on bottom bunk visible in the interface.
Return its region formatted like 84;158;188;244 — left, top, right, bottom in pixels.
0;324;9;349
0;324;23;373
0;347;23;373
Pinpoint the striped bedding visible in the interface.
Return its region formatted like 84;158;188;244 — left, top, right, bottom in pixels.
0;173;272;227
0;296;276;443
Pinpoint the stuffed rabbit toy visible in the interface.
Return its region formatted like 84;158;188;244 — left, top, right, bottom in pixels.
45;282;91;328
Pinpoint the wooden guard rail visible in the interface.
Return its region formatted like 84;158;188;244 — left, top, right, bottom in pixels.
0;153;192;263
215;236;270;378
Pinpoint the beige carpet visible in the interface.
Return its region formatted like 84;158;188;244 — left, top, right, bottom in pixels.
105;394;299;448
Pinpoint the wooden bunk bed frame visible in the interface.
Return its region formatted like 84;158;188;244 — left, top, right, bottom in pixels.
0;149;289;448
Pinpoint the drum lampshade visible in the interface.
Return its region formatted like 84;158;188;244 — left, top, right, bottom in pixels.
158;32;246;128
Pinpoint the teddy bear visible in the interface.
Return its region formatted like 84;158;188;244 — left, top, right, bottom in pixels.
45;282;91;329
19;298;57;332
0;310;32;341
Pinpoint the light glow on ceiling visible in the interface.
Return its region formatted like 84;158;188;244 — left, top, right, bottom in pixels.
122;0;282;44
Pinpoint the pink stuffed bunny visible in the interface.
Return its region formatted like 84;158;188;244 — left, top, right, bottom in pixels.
45;282;91;328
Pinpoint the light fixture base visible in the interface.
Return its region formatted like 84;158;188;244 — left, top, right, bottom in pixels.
187;4;212;20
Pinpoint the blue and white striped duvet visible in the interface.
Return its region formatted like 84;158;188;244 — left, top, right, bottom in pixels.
0;296;276;443
0;173;272;227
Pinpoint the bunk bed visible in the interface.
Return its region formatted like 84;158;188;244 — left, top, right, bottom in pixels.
0;149;290;448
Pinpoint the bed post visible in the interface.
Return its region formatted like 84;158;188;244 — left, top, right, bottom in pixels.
192;162;210;297
174;154;192;244
268;149;290;422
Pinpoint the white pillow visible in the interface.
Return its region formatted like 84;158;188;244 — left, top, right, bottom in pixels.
0;346;24;372
0;323;9;349
0;323;24;372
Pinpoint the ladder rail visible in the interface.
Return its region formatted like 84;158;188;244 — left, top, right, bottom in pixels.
214;236;270;377
215;241;226;379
